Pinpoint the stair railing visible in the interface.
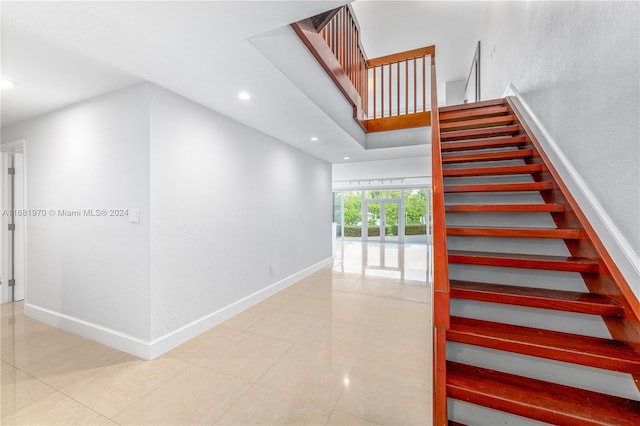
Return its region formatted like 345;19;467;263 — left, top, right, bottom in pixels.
364;47;434;132
292;6;434;132
318;5;368;116
430;50;450;426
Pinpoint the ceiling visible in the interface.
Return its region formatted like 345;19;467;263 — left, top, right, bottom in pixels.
0;1;486;164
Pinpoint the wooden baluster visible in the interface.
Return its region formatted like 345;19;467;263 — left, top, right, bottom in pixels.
380;66;384;118
397;62;400;116
405;60;409;115
423;56;426;112
373;66;377;119
413;58;418;113
388;64;392;117
364;59;368;117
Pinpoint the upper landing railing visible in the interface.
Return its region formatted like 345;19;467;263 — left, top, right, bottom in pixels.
291;5;434;133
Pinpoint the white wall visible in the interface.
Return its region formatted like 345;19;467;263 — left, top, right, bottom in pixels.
333;156;430;184
148;86;332;341
445;79;466;106
1;82;333;357
479;0;640;289
1;84;152;341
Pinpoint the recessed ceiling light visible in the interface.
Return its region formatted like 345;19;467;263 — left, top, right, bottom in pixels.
0;79;16;89
238;91;251;100
343;156;350;160
310;137;319;141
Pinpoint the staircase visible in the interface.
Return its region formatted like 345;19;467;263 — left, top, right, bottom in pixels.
436;98;640;425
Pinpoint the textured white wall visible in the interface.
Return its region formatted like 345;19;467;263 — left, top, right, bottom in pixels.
479;0;640;258
148;86;332;340
445;79;466;106
1;84;152;340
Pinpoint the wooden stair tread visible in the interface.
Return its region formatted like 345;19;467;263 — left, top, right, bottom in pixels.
448;316;640;374
439;106;509;122
445;203;566;213
440;115;515;131
442;149;533;164
440;136;527;152
440;125;521;142
447;361;640;426
439;99;506;113
446;226;580;239
449;280;623;316
448;250;600;273
444;181;554;193
443;164;542;177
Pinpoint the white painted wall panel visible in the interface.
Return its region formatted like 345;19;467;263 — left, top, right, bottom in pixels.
148;86;332;340
1;84;152;340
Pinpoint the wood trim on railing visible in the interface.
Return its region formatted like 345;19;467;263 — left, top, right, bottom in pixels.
291;18;365;126
363;111;431;133
430;50;450;426
366;45;435;68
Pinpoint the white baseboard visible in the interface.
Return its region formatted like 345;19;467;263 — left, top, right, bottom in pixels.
24;257;334;360
504;83;640;296
24;303;151;359
147;257;333;359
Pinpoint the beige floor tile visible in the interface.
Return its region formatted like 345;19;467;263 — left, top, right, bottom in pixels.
222;303;276;331
167;324;241;362
300;279;334;300
1;391;112;425
215;384;330;425
282;295;333;320
1;327;88;368
278;282;309;297
335;360;431;425
327;410;380;425
331;292;430;336
258;344;356;411
61;355;190;418
0;360;15;376
295;321;369;357
246;310;329;343
1;315;54;341
112;364;251;425
21;339;134;389
356;327;431;375
1;369;56;417
260;292;295;308
191;331;293;382
0;302;24;318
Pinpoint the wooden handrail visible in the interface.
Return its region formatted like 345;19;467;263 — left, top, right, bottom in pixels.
366;45;435;68
317;6;368;118
291;18;365;125
430;50;450;426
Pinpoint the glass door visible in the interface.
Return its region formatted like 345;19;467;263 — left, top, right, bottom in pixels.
366;200;401;242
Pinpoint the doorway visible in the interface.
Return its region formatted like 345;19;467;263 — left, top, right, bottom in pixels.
1;139;26;304
365;199;402;242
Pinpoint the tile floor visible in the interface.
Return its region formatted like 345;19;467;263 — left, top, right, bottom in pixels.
1;241;432;425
